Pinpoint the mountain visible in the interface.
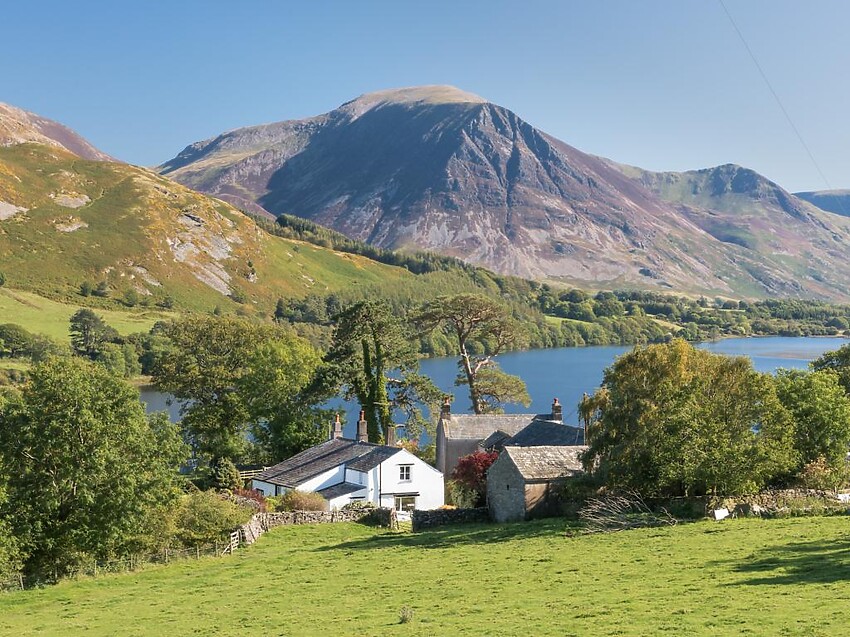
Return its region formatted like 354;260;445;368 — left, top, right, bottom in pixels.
159;86;850;300
794;189;850;217
0;102;114;162
0;111;411;313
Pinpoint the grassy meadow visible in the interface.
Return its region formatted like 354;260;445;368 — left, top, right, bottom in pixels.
0;287;172;342
1;516;849;636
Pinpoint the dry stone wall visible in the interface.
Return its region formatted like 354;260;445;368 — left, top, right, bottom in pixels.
239;508;395;545
412;507;490;532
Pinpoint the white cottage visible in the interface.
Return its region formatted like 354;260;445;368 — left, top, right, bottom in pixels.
252;412;444;511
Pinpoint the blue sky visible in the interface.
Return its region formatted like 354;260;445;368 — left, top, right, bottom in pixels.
3;0;847;192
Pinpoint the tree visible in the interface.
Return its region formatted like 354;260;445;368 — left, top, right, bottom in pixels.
416;294;528;414
124;289;140;307
811;344;850;395
69;309;120;359
152;316;327;462
0;357;186;580
274;298;287;323
176;491;250;548
237;338;329;461
323;300;440;443
79;280;93;297
774;369;850;471
581;340;796;496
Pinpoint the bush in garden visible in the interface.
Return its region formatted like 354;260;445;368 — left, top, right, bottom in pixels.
279;490;327;512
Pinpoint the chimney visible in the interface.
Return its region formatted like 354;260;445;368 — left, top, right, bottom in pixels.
331;413;343;440
356;410;368;443
385;425;396;447
440;396;452;420
551;398;563;422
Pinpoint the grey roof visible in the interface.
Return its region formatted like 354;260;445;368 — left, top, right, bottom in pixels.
347;446;401;472
502;445;588;480
506;421;585;447
440;414;541;440
480;430;513;450
255;438;400;488
316;482;366;500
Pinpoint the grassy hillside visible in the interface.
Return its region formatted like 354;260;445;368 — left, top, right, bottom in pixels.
1;516;848;636
0;143;410;315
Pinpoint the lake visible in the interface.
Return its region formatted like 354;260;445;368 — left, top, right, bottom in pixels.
140;336;848;432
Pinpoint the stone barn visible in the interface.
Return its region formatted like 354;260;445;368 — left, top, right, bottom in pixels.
487;446;587;523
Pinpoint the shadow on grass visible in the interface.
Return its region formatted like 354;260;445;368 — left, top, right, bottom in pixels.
317;518;577;553
724;538;850;586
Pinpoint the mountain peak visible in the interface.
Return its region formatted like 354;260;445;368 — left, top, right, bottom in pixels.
0;102;114;162
339;85;486;117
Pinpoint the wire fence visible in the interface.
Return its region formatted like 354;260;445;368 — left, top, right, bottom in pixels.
0;531;241;592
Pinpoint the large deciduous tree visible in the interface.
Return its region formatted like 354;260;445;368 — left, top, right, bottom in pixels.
152;316;327;462
0;357;186;580
322;300;440;443
580;339;796;496
774;369;850;471
415;294;529;414
811;343;850;395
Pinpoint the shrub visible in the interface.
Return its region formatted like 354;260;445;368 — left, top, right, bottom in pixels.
450;451;498;506
447;480;479;509
797;456;850;492
279;490;327;512
227;487;268;512
176;491;252;547
399;606;414;624
211;458;243;491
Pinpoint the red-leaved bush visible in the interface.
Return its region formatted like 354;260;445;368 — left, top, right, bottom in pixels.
451;451;499;494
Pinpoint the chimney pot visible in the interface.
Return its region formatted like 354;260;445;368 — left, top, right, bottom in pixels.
440;396;452;420
331;413;343;440
551;397;563;422
356;409;368;443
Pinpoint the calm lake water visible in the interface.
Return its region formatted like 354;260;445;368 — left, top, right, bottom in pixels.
140;336;849;432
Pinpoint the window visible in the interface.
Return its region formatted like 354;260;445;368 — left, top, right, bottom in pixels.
399;465;411;481
394;495;416;511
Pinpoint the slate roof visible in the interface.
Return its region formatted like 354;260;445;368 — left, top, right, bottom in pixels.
503;445;588;480
506;421;585;447
480;430;513;451
254;438;400;488
440;414;541;440
316;482;366;500
347;446;402;472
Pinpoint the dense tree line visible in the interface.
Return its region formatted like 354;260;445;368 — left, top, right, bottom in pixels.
580;340;850;496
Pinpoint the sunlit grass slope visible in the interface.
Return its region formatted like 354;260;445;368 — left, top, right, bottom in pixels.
1;516;849;636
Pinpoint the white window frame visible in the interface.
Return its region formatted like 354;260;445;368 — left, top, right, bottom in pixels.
394;495;416;511
399;465;412;482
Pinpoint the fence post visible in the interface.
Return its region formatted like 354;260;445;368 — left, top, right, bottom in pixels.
18;573;24;591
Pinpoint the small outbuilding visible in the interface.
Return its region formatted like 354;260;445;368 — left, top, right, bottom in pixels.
487;445;587;523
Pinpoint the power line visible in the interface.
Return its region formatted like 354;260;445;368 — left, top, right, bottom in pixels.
717;0;838;196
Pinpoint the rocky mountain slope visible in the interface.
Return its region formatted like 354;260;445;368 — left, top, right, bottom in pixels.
159;86;850;300
794;189;850;217
0;102;114;162
0;112;409;312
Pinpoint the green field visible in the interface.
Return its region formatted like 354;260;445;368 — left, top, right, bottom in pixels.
0;287;172;342
1;516;848;636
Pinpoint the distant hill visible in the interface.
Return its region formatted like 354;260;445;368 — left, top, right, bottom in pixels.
159;85;850;300
794;189;850;217
0;102;114;162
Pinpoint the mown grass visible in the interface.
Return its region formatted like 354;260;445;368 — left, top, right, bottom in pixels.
0;287;172;341
1;516;849;636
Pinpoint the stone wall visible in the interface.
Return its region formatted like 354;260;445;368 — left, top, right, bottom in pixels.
239;507;395;545
412;507;490;532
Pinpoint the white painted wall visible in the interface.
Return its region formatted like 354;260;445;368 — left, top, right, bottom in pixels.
378;449;444;510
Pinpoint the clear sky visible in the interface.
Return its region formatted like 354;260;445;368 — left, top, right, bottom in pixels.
2;0;848;192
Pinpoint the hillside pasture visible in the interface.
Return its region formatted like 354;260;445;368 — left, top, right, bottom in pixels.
1;516;848;636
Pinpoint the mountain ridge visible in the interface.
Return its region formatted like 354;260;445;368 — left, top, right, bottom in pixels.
159;85;850;300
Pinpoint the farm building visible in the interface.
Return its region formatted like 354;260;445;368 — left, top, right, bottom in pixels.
252;412;444;512
435;398;584;476
487;445;587;522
